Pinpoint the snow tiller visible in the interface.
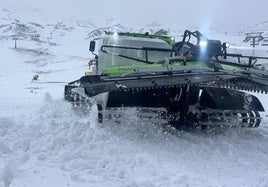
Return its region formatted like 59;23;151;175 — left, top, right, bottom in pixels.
64;30;268;129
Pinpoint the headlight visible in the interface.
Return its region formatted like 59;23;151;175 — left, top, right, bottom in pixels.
223;42;230;48
113;32;118;37
199;40;208;47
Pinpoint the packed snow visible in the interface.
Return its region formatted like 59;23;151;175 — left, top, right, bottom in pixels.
1;3;268;187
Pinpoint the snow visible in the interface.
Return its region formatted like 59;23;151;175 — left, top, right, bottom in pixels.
1;97;268;187
0;3;268;187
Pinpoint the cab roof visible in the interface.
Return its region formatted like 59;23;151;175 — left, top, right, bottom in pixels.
105;31;174;45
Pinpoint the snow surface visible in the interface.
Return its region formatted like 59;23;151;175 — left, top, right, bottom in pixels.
0;4;268;187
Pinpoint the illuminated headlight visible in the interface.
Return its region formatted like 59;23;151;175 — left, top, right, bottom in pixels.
199;40;208;47
113;32;118;37
223;42;230;48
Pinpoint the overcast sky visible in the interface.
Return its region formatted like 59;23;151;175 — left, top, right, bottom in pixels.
2;0;268;33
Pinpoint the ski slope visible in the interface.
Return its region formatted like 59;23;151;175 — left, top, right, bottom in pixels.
1;4;268;187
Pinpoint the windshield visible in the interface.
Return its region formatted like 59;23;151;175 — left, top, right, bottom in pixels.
99;36;172;68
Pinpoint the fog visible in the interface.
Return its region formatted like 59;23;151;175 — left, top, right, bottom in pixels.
1;0;268;33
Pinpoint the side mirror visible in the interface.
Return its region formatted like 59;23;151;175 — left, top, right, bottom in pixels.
89;40;96;52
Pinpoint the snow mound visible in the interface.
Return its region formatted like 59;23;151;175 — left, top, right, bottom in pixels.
0;98;268;186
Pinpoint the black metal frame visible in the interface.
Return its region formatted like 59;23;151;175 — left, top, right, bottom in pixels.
100;45;171;64
180;30;205;45
219;53;268;68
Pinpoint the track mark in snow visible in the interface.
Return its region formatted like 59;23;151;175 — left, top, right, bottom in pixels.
2;161;19;187
13;48;53;57
33;69;68;75
0;99;268;186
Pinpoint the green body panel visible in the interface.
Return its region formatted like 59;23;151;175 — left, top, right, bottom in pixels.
221;64;244;71
101;60;245;75
173;61;209;68
102;61;210;75
102;64;164;75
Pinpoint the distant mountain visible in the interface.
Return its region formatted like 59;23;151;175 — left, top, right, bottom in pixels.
239;20;268;36
2;5;268;50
